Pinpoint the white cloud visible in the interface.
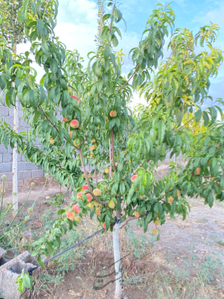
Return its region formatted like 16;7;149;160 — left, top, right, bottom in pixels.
192;4;224;27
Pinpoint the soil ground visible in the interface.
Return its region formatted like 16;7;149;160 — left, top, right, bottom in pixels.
1;162;224;299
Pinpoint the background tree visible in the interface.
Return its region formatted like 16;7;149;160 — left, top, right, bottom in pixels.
0;0;27;211
0;1;223;299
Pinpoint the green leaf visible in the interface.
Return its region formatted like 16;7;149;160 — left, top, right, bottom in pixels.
23;275;32;289
157;120;165;144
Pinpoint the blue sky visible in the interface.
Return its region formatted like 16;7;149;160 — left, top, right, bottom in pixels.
18;0;224;107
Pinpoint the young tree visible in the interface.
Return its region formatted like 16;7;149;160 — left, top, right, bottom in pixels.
0;0;27;211
0;1;223;298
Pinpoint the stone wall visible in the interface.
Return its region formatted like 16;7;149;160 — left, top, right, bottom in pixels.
0;98;44;189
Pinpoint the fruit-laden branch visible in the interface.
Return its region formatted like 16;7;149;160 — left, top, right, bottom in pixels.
120;212;148;229
38;106;59;132
117;64;140;93
78;148;107;205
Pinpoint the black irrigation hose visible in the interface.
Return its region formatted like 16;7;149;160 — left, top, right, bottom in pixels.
27;219;119;276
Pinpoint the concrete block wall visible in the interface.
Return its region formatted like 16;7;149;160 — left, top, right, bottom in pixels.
0;96;44;188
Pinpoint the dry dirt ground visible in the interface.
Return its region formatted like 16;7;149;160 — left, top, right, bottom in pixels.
1;164;224;299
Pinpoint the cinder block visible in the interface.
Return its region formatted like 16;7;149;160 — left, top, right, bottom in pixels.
32;169;44;178
2;154;12;163
18;162;39;171
0;106;9;116
0;145;8;154
0;154;2;162
0;172;12;181
0;250;39;299
2;116;13;127
19;119;29;127
18;171;32;180
0;163;11;172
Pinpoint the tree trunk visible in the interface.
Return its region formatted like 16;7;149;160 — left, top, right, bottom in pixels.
113;220;123;299
12;95;18;211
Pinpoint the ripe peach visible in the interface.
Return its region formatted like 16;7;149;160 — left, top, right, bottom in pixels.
108;200;115;209
134;211;140;218
152;229;158;235
154;220;159;226
69;131;73;138
110;110;117;117
71;95;78;102
70;119;79;129
73;139;81;147
72;205;80;214
168;196;174;204
196;167;201;175
91;139;96;143
104;168;109;174
66;210;75;221
115;163;118;166
90;145;96;150
177;189;181;197
77;192;83;199
82;185;88;191
86;193;92;202
93;189;102;196
87;174;91;178
87;202;94;210
131;175;138;182
63;116;70;122
75;216;81;222
90;152;94;157
103;222;106;229
49;138;55;144
95;207;101;215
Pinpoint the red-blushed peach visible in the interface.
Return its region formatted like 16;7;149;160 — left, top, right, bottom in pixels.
77;192;83;199
49;138;55;144
103;222;106;229
196;167;201;175
154;220;159;226
72;205;81;214
93;189;102;196
90;152;94;157
69;131;73;138
86;193;92;202
73;139;81;147
91;139;96;143
110;110;117;117
66;210;75;221
134;211;140;218
70;119;79;129
177;189;181;197
63;116;70;122
168;196;174;204
82;185;88;191
152;228;158;235
131;175;138;182
71;95;78;102
90;145;96;150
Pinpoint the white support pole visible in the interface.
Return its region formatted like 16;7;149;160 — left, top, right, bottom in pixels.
12;85;18;211
113;222;123;299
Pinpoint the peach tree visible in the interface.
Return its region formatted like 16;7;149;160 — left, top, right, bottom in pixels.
0;1;224;298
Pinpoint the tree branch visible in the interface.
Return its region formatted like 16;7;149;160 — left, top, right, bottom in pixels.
111;129;116;172
78;148;107;205
117;64;140;93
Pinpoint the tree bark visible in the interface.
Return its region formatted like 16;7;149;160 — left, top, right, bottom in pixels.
113;222;123;299
12;88;18;211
